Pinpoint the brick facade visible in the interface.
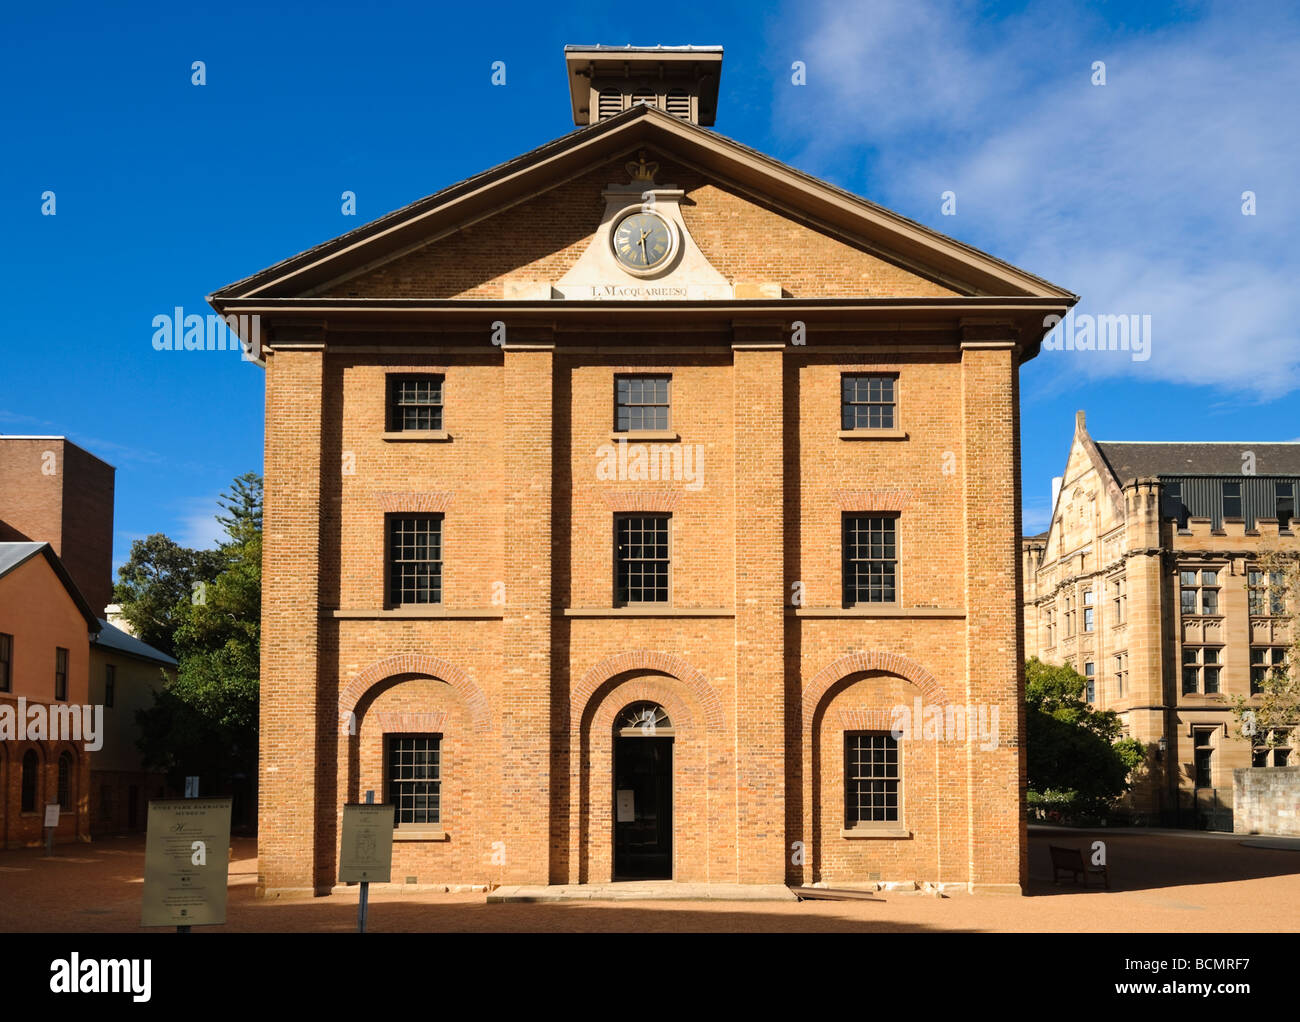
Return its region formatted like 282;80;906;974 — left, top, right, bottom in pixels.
218;97;1072;896
0;437;115;617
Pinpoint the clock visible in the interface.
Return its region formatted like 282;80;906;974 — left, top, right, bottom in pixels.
611;210;675;274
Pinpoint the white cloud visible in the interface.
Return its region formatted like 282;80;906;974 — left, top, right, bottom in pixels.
772;0;1300;396
174;496;226;551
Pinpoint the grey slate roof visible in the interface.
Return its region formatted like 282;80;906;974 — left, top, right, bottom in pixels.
1096;442;1300;483
92;619;177;667
0;541;45;576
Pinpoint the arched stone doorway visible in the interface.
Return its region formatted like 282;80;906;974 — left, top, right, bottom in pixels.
613;702;674;880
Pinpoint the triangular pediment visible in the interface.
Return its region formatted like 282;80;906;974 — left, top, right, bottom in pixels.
210;105;1075;305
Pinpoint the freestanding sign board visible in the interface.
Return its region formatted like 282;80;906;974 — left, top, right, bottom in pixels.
43;804;60;828
339;803;395;883
141;798;232;927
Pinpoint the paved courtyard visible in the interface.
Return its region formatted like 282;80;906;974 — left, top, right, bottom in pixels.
1;826;1298;932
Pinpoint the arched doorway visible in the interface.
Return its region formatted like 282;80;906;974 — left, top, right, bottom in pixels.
613;702;673;880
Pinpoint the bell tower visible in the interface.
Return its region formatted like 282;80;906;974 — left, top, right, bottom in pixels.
564;44;723;126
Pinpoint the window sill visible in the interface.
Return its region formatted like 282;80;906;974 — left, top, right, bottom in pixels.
610;430;679;442
393;829;447;842
790;606;964;618
327;607;504;619
838;429;908;440
841;828;911;840
382;430;450;442
562;607;734;618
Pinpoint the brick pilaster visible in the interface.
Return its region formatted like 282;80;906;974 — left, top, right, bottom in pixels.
499;336;554;883
731;330;786;883
960;331;1024;893
259;341;326;895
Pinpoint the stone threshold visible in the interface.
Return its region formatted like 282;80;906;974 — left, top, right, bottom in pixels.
487;882;798;903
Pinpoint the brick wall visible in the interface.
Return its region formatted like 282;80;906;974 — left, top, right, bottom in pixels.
255;158;1029;895
0;437;114;616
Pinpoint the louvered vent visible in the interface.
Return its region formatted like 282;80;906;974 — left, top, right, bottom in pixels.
665;90;690;120
598;90;623;119
631;90;657;109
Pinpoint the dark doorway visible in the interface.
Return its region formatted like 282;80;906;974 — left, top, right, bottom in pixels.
127;785;139;830
613;736;672;879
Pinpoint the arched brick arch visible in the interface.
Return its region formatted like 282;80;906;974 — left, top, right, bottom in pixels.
572;650;724;730
802;651;951;730
589;680;695;733
340;654;489;731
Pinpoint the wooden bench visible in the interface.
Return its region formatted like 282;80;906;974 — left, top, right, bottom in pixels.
1049;844;1109;889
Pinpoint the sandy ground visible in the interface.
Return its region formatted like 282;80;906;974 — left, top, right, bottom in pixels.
2;826;1298;932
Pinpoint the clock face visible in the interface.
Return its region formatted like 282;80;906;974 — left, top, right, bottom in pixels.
612;211;673;271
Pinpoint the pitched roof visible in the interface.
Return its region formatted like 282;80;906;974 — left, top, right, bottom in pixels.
92;619;177;667
0;542;101;630
209;103;1076;305
1096;442;1300;482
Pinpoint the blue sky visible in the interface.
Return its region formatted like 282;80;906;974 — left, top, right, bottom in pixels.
2;0;1296;568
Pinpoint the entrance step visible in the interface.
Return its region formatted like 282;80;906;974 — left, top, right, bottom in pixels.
487;882;798;903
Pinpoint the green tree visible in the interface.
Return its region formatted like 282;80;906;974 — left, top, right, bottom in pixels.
134;474;261;820
1025;657;1145;819
113;535;224;656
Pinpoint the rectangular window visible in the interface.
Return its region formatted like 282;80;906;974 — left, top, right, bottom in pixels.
1110;576;1126;625
55;647;68;701
1063;595;1074;637
387;374;444;432
104;664;115;708
1253;729;1292;768
387;515;443;606
386;735;441;827
840;374;896;430
1193;728;1214;788
0;632;11;692
1250;646;1288;695
614;375;670;432
1182;646;1223;695
1277;481;1295;529
843;515;897;605
615;514;670;605
1180;568;1220;616
1083;590;1095;633
1114;651;1128;698
845;732;899;826
1222;481;1242;520
1084;662;1096;704
1248;570;1286;616
1166;481;1187;528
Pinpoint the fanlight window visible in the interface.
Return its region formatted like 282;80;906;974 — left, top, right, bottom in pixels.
618;701;673;736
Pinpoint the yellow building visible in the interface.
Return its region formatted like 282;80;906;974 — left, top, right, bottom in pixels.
1023;411;1298;827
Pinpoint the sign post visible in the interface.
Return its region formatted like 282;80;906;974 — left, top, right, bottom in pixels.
141;797;232;933
339;790;394;934
43;803;59;855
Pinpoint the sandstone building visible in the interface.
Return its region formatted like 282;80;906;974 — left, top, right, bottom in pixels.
210;45;1077;895
1022;411;1298;826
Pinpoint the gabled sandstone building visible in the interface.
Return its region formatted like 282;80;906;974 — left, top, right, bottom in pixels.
1023;412;1298;826
211;45;1076;896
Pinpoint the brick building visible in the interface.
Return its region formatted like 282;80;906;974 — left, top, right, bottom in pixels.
0;437;115;617
1022;411;1298;827
0;542;98;847
88;618;176;835
210;45;1077;896
0;435;173;840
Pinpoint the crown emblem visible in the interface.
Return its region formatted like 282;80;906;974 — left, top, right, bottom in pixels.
625;151;659;185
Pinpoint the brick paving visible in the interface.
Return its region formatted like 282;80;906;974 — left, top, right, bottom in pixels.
1;827;1297;932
